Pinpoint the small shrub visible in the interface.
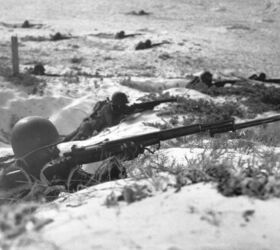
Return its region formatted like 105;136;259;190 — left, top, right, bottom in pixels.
104;191;119;207
6;72;44;87
21;36;49;42
230;122;280;147
70;56;83;64
159;97;245;122
120;184;152;204
0;202;53;247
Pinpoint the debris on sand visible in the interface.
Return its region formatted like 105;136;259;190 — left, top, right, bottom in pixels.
126;10;150;16
135;39;152;50
90;31;141;40
90;32;115;39
226;24;252;31
115;30;126;39
114;30;141;39
32;64;45;76
50;32;72;41
0;203;53;247
135;39;169;50
0;20;43;29
21;20;33;28
242;210;255;222
21;32;74;42
27;64;62;78
158;52;172;60
20;35;49;42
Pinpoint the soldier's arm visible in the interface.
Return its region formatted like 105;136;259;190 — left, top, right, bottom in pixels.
71;120;95;140
101;105;115;126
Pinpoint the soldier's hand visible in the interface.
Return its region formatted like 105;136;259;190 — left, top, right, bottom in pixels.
120;142;144;160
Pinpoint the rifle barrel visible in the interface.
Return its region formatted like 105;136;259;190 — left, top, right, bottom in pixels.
263;79;280;84
83;119;233;149
235;115;280;130
211;115;280;135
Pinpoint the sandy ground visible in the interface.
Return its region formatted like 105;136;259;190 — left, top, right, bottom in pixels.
3;174;280;250
33;180;280;250
1;0;280;249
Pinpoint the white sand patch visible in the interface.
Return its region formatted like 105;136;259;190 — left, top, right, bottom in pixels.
164;87;229;103
34;180;280;250
49;94;94;135
0;90;71;143
164;87;211;100
119;77;190;92
0;145;13;157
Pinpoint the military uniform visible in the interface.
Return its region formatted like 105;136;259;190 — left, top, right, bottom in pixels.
65;102;130;141
1;116;127;196
65;92;131;141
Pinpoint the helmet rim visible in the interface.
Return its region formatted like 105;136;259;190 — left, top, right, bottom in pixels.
11;116;60;159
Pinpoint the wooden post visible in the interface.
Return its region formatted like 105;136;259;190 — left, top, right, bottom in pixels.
11;36;19;76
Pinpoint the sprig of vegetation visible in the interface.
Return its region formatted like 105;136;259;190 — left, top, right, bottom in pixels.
159;97;245;122
123;145;280;200
0;202;53;248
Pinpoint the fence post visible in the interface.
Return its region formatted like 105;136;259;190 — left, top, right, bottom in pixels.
11;36;19;76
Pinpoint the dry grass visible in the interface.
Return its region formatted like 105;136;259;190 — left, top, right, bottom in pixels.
122;143;280;201
188;81;280;116
0;201;54;249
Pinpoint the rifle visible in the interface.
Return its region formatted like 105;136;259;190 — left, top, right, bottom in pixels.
3;115;280;184
256;79;280;84
63;98;178;142
59;115;280;165
248;73;280;84
127;98;177;114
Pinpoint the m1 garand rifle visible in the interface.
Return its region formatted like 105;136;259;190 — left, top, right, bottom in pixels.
3;115;280;185
190;71;280;88
58;115;280;165
248;73;280;84
215;73;280;87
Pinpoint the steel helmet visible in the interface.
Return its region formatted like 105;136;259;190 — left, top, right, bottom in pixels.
33;63;45;75
11;116;59;159
199;71;213;87
111;92;129;106
11;116;60;178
